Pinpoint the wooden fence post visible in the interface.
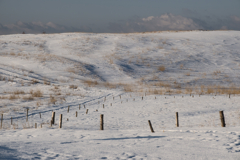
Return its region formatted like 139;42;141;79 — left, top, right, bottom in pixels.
111;103;112;106
148;120;154;133
68;106;70;113
52;112;55;124
176;112;179;127
39;113;41;118
103;104;104;108
59;114;62;128
35;123;37;129
219;111;226;127
120;95;121;99
79;104;81;110
142;97;143;100
76;111;77;117
26;109;29;122
229;94;230;99
100;114;104;130
11;117;12;125
84;105;85;108
1;114;3;128
86;109;88;114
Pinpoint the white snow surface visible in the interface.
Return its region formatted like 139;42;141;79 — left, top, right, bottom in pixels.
0;31;240;159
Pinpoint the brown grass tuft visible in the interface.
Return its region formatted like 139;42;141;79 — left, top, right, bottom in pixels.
49;95;57;104
14;90;25;94
31;79;39;84
83;80;98;87
158;66;165;72
69;85;78;89
9;95;18;100
30;89;43;97
23;96;34;101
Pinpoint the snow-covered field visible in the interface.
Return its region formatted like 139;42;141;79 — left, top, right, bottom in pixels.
0;31;240;159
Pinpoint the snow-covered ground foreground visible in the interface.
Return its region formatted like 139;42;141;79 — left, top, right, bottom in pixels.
1;31;240;159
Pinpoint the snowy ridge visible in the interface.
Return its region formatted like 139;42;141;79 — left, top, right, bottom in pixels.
0;31;240;159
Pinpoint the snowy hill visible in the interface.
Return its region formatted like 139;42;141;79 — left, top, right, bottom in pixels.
0;31;240;159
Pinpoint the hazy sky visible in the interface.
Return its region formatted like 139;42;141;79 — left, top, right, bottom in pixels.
0;0;240;34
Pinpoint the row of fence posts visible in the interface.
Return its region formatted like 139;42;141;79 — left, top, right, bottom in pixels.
0;93;227;130
148;110;226;133
1;110;226;131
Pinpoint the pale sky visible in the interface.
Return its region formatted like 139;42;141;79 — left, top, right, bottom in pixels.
0;0;240;34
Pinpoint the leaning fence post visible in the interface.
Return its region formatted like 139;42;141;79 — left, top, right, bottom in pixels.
100;114;104;130
176;112;179;127
86;109;88;114
26;108;29;122
148;120;154;133
1;114;3;128
59;114;62;128
76;111;78;117
219;111;226;127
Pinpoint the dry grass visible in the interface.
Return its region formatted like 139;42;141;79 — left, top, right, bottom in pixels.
66;68;77;74
14;90;25;94
49;95;57;104
83;80;98;87
23;96;34;101
30;89;43;97
36;101;42;107
104;82;118;89
213;70;221;75
180;64;184;69
206;87;214;94
22;122;33;129
69;85;78;89
44;80;51;85
54;85;59;89
9;95;18;100
0;96;8;99
157;46;164;49
158;66;165;72
31;79;39;84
